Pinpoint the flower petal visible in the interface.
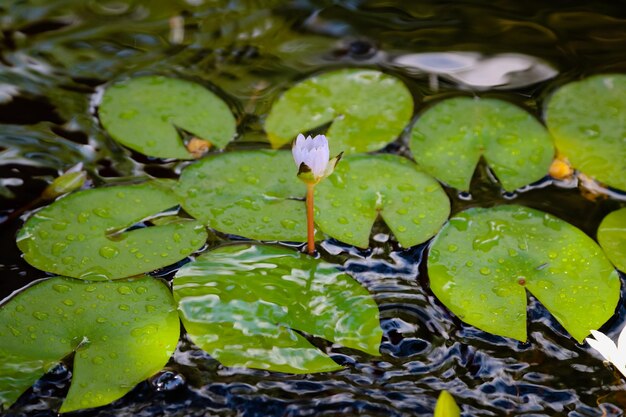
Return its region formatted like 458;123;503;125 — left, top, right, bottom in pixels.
587;330;619;362
617;325;626;354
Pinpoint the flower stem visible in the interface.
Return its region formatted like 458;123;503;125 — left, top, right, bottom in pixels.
306;183;315;255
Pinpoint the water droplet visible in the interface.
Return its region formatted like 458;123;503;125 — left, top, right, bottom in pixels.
77;212;90;223
52;222;68;231
338;217;349;225
479;267;491;276
93;207;111;218
15;305;25;312
96;317;107;324
136;286;147;294
99;246;119;259
62;256;75;265
92;356;105;365
131;324;159;338
280;219;296;230
62;299;75;306
119;304;130;311
53;284;71;293
33;311;49;321
117;286;132;295
447;244;458;253
52;242;68;256
84;285;97;293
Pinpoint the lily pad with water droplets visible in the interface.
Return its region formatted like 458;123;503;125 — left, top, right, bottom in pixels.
177;150;307;242
315;154;450;248
173;244;382;373
428;205;619;342
0;276;179;413
99;76;236;159
545;74;626;191
409;97;554;191
17;181;207;280
264;69;413;155
598;208;626;272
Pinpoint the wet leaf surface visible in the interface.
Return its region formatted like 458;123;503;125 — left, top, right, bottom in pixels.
315;154;450;248
0;276;179;412
173;244;382;373
17;182;207;280
546;74;626;191
177;150;307;242
410;97;554;191
598;208;626;272
428;205;619;342
265;69;413;155
99;76;236;159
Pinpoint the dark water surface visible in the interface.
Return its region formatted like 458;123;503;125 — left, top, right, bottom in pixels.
1;1;626;416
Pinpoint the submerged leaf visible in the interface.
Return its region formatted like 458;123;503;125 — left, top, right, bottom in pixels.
0;276;179;413
177;150;307;242
315;154;450;248
410;97;554;191
265;69;413;154
428;205;619;342
545;74;626;191
434;390;461;417
598;208;626;272
173;244;382;373
17;182;207;280
99;76;236;159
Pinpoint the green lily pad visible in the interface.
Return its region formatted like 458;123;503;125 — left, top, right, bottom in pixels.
0;276;179;413
99;76;236;159
264;69;413;154
177;150;307;242
173;244;382;373
428;205;619;342
17;182;207;280
409;97;554;191
598;208;626;272
545;74;626;190
315;154;450;248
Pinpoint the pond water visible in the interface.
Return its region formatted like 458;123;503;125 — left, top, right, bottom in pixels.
1;1;626;416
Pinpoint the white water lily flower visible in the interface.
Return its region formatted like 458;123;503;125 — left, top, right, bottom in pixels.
292;134;341;184
586;328;626;377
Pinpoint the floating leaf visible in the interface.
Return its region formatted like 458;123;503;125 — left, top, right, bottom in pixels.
545;74;626;190
99;76;236;159
409;97;554;191
598;208;626;272
315;154;450;248
177;150;307;242
265;69;413;154
428;205;619;342
17;182;207;280
434;390;461;417
0;276;179;412
173;244;382;373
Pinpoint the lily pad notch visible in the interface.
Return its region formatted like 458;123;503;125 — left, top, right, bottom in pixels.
265;69;414;155
99;75;237;159
428;205;620;342
0;276;180;413
410;97;554;191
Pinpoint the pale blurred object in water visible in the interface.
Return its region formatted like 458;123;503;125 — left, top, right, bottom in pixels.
393;52;557;90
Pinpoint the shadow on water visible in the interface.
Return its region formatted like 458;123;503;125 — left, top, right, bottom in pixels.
1;1;626;416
